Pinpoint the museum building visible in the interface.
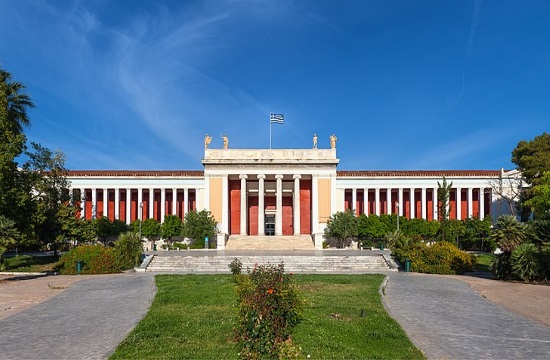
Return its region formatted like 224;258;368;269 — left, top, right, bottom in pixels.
67;140;513;249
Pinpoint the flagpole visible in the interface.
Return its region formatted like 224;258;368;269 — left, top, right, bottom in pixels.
269;113;272;149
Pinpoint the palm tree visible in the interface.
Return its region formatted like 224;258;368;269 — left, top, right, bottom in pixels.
0;68;35;134
491;215;527;252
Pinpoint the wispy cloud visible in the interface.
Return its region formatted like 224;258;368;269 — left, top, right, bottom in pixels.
457;0;482;107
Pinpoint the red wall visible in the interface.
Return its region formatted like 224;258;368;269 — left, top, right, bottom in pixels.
300;180;311;234
282;197;293;235
248;196;258;235
229;180;240;235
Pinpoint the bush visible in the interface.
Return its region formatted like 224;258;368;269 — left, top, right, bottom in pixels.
114;232;143;270
229;258;242;275
1;255;33;270
235;263;303;359
55;245;119;274
401;241;476;275
492;252;513;280
511;243;541;281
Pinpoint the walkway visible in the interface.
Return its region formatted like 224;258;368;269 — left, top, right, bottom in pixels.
383;273;550;359
0;273;155;360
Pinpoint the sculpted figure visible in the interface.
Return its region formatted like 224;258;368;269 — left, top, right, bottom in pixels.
221;134;229;149
313;133;318;149
330;134;337;149
204;134;212;150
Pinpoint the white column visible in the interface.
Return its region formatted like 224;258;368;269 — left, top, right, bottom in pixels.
398;188;404;216
363;188;369;215
126;189;131;224
137;189;143;221
312;176;319;234
480;188;485;219
352;188;357;216
183;188;189;218
410;188;415;219
257;175;265;236
467;188;473;218
433;187;438;220
160;188;166;222
80;188;86;219
387;188;392;215
240;175;248;235
149;188;154;220
103;188;108;218
421;188;427;219
91;188;97;219
375;188;380;215
114;188;120;220
293;174;301;235
456;187;462;220
172;188;177;215
275;174;284;236
221;177;229;233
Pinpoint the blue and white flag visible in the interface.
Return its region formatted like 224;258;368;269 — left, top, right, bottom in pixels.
270;113;284;124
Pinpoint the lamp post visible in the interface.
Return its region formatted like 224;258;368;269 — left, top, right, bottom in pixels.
139;202;143;240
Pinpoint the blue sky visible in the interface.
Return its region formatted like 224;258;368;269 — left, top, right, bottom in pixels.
1;0;548;171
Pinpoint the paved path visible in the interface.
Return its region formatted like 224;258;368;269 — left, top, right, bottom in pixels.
0;273;155;360
383;273;550;360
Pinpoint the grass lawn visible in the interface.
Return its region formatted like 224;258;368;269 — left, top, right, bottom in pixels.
474;253;495;272
0;255;59;272
111;274;424;359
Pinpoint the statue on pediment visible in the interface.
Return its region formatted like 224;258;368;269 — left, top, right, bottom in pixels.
204;134;212;150
221;134;229;149
313;133;318;149
330;134;337;149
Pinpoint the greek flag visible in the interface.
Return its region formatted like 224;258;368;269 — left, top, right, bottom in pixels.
270;113;284;124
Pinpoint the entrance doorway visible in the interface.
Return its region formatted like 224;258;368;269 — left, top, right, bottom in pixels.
265;214;275;236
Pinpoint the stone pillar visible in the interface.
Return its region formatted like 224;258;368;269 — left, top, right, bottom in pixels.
172;188;177;215
467;188;473;218
257;175;265;236
352;188;357;215
240;175;248;235
126;188;131;224
375;188;380;216
433;187;438;220
275;174;284;236
91;188;97;219
160;188;166;222
149;189;154;220
184;188;189;217
421;188;427;219
363;188;369;215
311;176;318;234
410;188;415;219
398;188;404;217
114;188;120;220
103;188;108;218
456;187;462;220
137;189;143;221
293;174;301;235
80;188;86;219
221;177;229;234
387;188;392;215
480;188;485;219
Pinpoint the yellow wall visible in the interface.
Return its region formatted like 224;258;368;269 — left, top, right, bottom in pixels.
318;178;331;223
209;177;223;223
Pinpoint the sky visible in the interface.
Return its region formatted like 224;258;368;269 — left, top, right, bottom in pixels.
0;0;549;171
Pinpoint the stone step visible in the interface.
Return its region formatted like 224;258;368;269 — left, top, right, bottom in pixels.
224;236;315;251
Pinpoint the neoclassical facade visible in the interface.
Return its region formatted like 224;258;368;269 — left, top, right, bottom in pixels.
68;146;513;249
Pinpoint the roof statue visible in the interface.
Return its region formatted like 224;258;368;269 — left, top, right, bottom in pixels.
313;133;318;149
204;134;212;150
330;134;337;149
221;134;229;149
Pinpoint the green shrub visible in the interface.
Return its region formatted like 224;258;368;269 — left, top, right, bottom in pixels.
114;232;143;270
1;255;33;270
229;258;242;275
511;243;541;281
404;241;475;275
492;252;513;280
55;245;119;274
235;263;303;359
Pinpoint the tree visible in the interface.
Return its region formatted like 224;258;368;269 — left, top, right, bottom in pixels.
182;210;217;247
0;215;18;257
524;171;550;217
357;214;388;240
437;176;453;241
161;215;183;245
0;68;34;134
491;215;527;252
141;218;161;242
487;169;523;217
511;132;550;186
94;217;114;245
324;210;358;248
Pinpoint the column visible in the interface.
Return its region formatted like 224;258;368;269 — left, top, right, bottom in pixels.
480;188;485;219
421;188;427;219
363;188;369;215
221;177;229;234
126;188;131;224
80;188;86;219
149;188;154;220
240;175;248;235
160;188;166;222
410;188;415;219
103;188;108;218
257;175;265;236
293;174;301;235
398;188;404;217
172;188;177;215
312;176;318;234
91;188;97;219
114;188;120;220
467;188;473;218
352;188;357;215
433;187;438;220
184;188;189;217
386;188;392;215
275;174;283;236
137;188;143;221
456;187;462;220
375;188;380;215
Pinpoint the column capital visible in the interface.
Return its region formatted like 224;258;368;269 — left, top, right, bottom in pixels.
257;174;266;180
239;174;248;180
275;174;284;180
293;174;302;180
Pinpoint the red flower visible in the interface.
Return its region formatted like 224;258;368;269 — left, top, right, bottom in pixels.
267;289;274;294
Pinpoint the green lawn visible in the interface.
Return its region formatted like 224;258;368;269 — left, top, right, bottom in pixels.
0;255;59;272
474;253;495;272
111;274;424;359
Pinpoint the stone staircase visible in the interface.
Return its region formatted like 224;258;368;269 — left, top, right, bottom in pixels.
224;235;316;250
145;254;395;274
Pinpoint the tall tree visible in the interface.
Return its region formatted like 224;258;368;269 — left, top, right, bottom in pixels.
161;215;183;245
324;210;358;248
437;176;453;241
524;171;550;217
511;132;550;186
0;68;34;134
